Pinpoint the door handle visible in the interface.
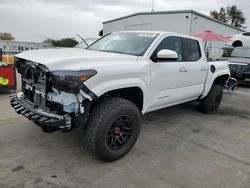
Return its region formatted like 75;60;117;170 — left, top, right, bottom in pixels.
179;67;188;72
201;66;207;71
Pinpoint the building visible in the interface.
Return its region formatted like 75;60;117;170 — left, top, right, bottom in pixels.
103;10;245;59
103;10;244;36
0;40;53;54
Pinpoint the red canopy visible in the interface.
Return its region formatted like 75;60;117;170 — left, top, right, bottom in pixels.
194;30;230;42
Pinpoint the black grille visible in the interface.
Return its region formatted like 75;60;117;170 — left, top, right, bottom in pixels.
21;62;49;109
228;63;247;77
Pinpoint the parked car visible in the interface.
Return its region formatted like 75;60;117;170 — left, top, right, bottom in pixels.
75;37;99;49
227;32;250;47
11;31;231;161
221;47;250;82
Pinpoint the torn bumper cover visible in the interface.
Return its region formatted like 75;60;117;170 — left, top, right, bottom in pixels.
10;92;71;132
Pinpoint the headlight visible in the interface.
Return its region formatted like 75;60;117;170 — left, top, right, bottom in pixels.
50;70;97;92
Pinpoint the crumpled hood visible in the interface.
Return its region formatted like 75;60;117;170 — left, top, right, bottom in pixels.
15;48;138;71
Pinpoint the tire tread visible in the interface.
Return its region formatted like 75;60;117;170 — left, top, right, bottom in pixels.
84;97;140;160
198;84;223;114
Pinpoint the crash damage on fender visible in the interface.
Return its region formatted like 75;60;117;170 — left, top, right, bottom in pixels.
10;58;97;132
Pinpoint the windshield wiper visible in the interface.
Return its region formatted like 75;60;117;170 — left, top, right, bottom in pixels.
99;50;124;54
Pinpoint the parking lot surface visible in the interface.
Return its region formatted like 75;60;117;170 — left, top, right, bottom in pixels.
1;85;250;188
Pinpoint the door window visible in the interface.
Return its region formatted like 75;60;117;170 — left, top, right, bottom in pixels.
182;38;201;61
152;36;183;62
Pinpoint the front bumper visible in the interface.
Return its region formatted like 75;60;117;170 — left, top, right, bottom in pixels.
10;92;71;132
228;63;250;79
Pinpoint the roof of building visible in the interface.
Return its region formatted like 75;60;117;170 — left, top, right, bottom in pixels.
103;9;245;32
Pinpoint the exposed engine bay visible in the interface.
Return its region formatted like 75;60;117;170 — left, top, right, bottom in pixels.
47;88;85;113
13;58;97;132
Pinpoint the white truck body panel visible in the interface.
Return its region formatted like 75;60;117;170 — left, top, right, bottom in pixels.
15;31;230;114
201;61;231;98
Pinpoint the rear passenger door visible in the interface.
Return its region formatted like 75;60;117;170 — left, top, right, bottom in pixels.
182;38;207;100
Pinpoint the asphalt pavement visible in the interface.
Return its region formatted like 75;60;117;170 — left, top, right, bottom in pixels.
0;77;250;188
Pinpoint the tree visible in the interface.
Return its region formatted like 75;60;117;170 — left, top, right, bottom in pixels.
0;32;15;40
210;5;246;28
43;38;78;47
43;38;54;44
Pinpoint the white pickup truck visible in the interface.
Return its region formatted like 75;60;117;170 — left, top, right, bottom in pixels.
11;31;231;161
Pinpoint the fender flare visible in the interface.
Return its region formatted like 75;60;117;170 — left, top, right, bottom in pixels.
201;70;230;99
85;78;147;109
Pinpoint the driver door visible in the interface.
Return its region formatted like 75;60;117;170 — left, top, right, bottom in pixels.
147;36;187;112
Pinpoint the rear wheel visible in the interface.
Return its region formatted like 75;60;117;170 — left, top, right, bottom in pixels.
84;97;141;162
198;84;223;114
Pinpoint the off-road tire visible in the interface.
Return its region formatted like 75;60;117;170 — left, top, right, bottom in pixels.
198;84;223;114
84;97;141;162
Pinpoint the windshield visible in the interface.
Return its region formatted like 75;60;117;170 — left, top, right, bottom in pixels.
87;32;158;56
223;48;250;58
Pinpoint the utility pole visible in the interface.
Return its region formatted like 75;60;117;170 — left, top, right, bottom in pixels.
151;0;154;12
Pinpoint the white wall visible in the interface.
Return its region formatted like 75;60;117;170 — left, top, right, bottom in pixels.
103;13;192;35
103;12;242;36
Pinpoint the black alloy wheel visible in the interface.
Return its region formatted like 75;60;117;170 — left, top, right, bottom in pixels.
106;115;133;150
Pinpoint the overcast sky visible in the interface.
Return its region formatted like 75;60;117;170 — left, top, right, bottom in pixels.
0;0;249;42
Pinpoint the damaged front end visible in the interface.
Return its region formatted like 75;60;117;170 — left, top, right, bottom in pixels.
10;58;97;132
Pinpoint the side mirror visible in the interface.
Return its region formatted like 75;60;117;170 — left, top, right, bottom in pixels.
156;49;178;61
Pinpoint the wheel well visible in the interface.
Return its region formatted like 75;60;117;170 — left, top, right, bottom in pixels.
213;74;230;87
232;40;242;47
99;87;144;112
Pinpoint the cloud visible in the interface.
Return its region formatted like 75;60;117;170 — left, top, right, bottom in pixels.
0;0;248;42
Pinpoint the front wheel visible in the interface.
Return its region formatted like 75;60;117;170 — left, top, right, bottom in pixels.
84;97;141;162
198;84;223;114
